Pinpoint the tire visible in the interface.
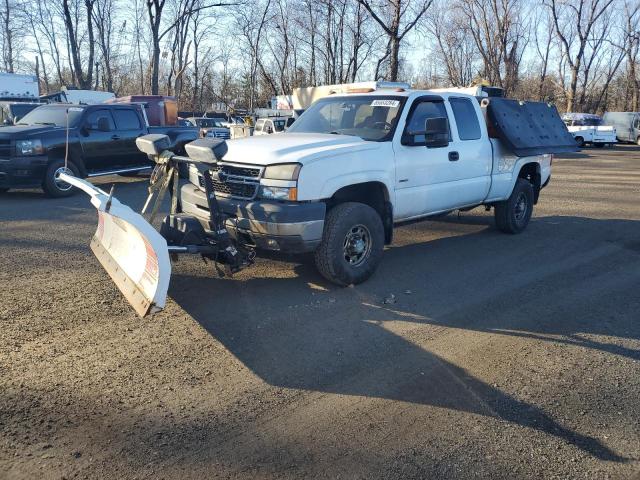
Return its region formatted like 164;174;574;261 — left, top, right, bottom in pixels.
42;159;80;198
494;178;534;234
314;202;385;286
574;136;584;147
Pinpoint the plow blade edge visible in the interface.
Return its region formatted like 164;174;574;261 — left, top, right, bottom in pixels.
60;173;171;317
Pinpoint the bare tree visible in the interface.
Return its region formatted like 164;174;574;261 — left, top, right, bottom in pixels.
459;0;528;96
357;0;433;81
61;0;96;88
545;0;616;112
622;0;640;110
429;5;478;87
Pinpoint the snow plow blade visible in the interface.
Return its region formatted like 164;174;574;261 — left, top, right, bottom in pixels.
60;173;171;317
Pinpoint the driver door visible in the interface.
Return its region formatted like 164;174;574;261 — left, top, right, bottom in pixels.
80;109;118;171
393;97;460;219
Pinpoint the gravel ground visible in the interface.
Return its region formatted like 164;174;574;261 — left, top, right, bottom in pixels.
1;146;639;479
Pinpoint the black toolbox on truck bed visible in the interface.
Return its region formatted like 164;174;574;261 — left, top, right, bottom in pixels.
481;97;579;156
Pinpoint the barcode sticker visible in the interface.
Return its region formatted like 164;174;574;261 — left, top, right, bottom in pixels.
371;99;400;108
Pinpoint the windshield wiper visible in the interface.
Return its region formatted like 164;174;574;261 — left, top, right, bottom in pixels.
328;130;357;137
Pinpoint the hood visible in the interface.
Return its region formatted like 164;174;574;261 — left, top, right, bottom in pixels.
222;132;381;166
0;124;61;137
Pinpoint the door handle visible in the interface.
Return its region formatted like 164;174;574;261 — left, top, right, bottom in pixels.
449;151;459;161
111;135;120;140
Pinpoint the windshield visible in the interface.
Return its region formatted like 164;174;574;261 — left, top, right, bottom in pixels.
10;104;40;119
197;118;225;128
287;95;406;141
563;115;603;127
273;119;286;132
17;105;85;127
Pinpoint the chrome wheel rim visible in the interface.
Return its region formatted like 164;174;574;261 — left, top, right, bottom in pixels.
54;166;73;191
343;224;372;266
514;192;528;222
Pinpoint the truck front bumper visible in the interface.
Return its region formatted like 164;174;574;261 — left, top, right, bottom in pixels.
180;183;325;254
0;155;48;189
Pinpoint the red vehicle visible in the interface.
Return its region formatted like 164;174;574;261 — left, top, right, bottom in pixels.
106;95;178;126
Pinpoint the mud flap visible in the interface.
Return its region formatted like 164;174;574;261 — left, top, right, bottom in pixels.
60;173;171;317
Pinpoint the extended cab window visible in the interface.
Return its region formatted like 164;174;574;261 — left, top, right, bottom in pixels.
85;110;115;131
449;98;481;140
402;100;450;146
113;109;141;130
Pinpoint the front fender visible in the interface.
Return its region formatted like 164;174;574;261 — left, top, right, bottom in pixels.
316;171;394;201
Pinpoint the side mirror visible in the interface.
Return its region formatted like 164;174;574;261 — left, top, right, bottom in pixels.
97;117;111;132
3;118;11;126
424;117;449;148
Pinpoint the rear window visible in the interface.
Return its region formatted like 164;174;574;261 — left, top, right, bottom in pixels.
113;109;141;130
449;98;481;140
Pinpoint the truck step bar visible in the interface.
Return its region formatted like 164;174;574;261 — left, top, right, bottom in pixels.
86;165;152;178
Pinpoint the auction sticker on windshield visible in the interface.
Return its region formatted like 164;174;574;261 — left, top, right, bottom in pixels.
371;100;400;108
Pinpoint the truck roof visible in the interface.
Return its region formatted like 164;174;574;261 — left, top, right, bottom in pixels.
327;88;477;100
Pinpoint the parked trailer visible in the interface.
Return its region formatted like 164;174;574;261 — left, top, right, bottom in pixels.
0;73;39;101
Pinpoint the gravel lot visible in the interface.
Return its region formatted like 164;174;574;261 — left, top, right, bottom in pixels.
1;146;639;479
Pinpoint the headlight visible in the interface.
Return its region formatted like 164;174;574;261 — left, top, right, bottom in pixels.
261;186;297;201
16;139;44;156
263;163;301;180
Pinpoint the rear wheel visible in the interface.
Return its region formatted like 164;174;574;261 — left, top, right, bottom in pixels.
314;202;385;286
43;159;80;197
574;136;585;147
494;178;534;234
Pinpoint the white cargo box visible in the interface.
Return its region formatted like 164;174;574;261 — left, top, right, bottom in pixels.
0;73;39;100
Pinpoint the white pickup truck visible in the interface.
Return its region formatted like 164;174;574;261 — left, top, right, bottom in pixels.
178;87;570;286
562;113;616;147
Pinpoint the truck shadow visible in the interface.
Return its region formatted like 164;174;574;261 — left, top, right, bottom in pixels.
170;215;639;462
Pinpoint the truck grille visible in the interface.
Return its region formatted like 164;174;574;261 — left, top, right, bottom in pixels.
0;139;12;158
211;164;261;178
208;130;230;139
198;163;262;200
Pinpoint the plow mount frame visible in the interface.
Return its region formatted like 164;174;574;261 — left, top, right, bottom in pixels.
61;136;255;317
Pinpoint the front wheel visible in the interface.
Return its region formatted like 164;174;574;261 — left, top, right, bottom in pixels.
314;202;385;286
43;159;80;197
574;136;585;147
494;178;534;234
